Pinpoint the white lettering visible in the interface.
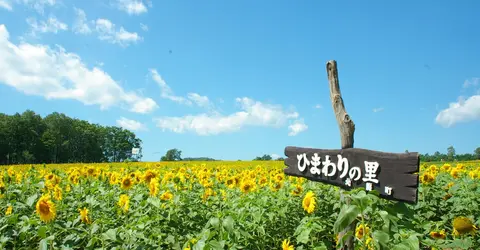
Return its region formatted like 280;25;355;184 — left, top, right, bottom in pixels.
337;154;349;179
362;161;379;184
297;153;310;172
310;153;322;175
322;155;336;177
348;166;362;181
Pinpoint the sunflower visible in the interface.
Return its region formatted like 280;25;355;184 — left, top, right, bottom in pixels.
118;194;130;213
291;184;303;196
450;169;461;179
258;177;268;186
202;188;216;202
282;239;294;250
355;224;370;239
270;180;283;192
86;167;96;177
149;178;159;196
429;230;446;239
420;172;435;184
143;170;157;184
53;185;63;201
121;176;133;190
79;207;91;224
453;216;477;236
160;191;173;201
225;178;236;189
109;173;119;185
302;191;316;214
240;179;256;193
275;173;285;182
5;205;12;215
36;194;56;223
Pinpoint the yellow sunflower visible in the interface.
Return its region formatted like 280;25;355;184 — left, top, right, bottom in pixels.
160;191;173;201
453;216;477;236
302;191;316;214
240;179;256;193
118;194;130;213
429;230;446;239
282;239;294;250
121;176;134;190
36;194;56;223
79;207;91;224
355;224;370;239
149;178;160;196
5;205;13;215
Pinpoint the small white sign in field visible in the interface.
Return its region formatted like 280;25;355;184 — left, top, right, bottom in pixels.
131;148;140;155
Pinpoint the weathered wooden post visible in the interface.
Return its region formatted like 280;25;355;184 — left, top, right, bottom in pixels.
327;60;355;250
283;60;420;250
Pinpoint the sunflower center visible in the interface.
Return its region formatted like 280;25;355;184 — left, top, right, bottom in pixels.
39;202;50;214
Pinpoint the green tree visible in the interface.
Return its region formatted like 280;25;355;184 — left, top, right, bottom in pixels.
447;146;455;161
161;148;182;161
254;154;273;161
0;110;142;164
475;147;480;160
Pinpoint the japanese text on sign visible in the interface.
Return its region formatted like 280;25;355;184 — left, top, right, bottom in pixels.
297;153;381;192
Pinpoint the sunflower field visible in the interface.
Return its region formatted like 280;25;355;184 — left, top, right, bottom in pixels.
0;161;479;250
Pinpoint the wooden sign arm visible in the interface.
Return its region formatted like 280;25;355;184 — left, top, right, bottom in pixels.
327;60;355;149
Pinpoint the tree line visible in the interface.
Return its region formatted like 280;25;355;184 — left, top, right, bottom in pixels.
0;110;142;165
417;146;480;162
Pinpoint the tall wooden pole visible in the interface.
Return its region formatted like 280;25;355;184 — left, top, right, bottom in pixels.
326;60;355;250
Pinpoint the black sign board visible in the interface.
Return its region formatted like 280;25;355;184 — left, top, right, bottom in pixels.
284;146;420;204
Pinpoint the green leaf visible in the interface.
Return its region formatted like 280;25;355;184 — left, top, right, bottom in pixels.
351;190;370;211
392;235;419;250
446;238;473;249
208;240;225;250
222;216;234;233
38;226;47;239
102;228;117;241
147;197;161;208
26;194;38;207
39;236;54;250
296;227;312;244
372;230;389;248
209;217;220;229
91;223;100;235
39;239;48;250
333;204;360;234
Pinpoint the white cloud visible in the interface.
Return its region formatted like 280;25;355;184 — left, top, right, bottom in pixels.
288;120;308;136
270;153;280;159
0;24;157;113
150;69;191;104
95;18;142;47
314;104;322;109
116;117;147;131
435;95;480;127
154;97;304;136
1;0;58;13
116;0;148;15
150;69;214;109
140;23;148;31
463;77;479;89
0;0;12;11
19;0;57;14
187;93;213;109
72;8;91;34
373;107;384;113
26;16;68;35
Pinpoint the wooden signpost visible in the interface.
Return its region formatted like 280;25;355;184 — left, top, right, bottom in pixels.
284;146;420;203
283;60;420;249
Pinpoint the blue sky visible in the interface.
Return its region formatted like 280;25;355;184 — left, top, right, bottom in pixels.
0;0;479;161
